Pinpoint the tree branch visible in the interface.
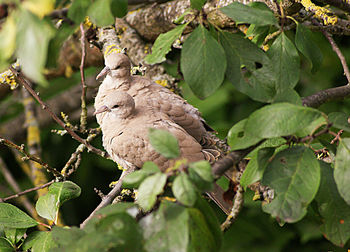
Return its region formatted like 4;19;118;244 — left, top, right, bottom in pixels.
80;167;136;228
79;23;88;131
9;66;107;158
302;84;350;108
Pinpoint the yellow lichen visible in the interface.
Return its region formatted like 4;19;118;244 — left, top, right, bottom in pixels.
104;44;122;57
298;0;338;25
155;79;169;88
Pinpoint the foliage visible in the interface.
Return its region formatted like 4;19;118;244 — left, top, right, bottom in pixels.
0;0;350;251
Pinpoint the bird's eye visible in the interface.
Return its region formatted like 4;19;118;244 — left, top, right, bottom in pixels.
112;105;119;109
115;65;121;70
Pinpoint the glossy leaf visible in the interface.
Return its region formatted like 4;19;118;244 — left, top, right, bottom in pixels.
188;161;213;191
328;112;350;132
334;138;350;205
145;24;188;64
87;0;114;26
48;181;81;205
140;201;189;252
136;172;167;211
181;25;226;99
172;173;197;206
23;231;56;252
220;2;278;26
0;203;38;228
240;147;275;189
67;0;90;23
0;238;13;252
295;24;323;73
35;193;57;221
148;128;180;159
262;146;320;223
229;103;325;150
267;32;300;96
316;162;350;247
219;31;276;102
17;10;55;85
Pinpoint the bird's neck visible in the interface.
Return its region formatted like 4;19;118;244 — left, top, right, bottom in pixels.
104;75;131;90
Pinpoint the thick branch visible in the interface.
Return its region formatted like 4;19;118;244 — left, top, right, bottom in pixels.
302;84;350;107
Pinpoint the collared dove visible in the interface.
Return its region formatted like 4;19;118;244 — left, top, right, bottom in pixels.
94;52;216;147
94;90;217;171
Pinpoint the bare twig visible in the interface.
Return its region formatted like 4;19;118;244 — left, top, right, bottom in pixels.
9;66;107;158
330;129;343;144
220;184;244;231
80;167;136;228
79;23;88;131
302;84;350;107
322;30;350;84
0;180;55;202
0;136;61;177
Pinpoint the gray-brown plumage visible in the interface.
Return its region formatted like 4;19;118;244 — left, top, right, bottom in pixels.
94;91;216;171
95;52;215;147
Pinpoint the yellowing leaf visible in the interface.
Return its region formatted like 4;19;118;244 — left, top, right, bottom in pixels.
0;15;16;60
23;0;55;18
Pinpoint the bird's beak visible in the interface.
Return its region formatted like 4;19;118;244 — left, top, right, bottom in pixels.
96;66;111;80
93;105;111;115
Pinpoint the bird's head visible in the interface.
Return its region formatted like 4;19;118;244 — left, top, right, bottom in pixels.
96;53;131;80
94;91;135;120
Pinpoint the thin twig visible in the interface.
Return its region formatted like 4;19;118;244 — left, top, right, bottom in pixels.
0;181;55;202
80;23;88;131
221;184;244;231
0;136;61;177
61;133;98;176
330;129;343;144
80;167;136;228
321;28;350;83
9;66;107;158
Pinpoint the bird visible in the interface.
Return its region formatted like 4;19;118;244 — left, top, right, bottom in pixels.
94;90;217;171
94;52;218;149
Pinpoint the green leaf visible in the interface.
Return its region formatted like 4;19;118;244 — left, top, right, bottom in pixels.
295;24;323;73
328;112;350;132
188;208;217;252
48;181;81;206
136;172;167;211
31;231;56;252
240;147;275;190
172;173;197;206
22;231;42;250
316;162;350;247
51;226;85;248
35;193;57;221
181;25;226;99
67;0;90;23
140;201;189;252
334;138;350;205
111;0;128;18
193;197;223;249
4;227;26;245
188;161;213;191
0;203;38;228
220;2;278;26
267;32;300;96
87;0;114;26
262;146;321;223
219;31;276;102
145;24;188;64
0;238;13;252
123;163;159;189
148;128;180;159
17;10;55;85
229;103;325;150
191;0;206;10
